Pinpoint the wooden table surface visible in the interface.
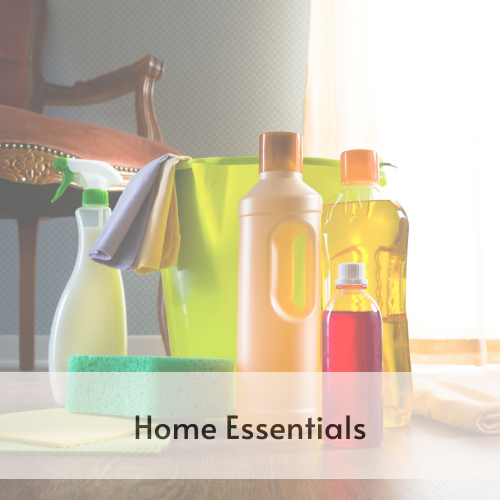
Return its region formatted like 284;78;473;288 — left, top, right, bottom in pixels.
1;478;500;500
1;372;499;499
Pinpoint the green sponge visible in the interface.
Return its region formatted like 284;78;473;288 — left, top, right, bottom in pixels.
67;355;233;373
65;355;234;419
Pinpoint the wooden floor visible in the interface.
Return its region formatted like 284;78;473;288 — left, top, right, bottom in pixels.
1;371;499;499
1;479;500;500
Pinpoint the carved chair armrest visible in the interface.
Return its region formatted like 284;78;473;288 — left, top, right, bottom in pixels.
44;55;165;142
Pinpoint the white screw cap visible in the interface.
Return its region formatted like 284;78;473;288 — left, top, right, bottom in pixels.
336;263;368;285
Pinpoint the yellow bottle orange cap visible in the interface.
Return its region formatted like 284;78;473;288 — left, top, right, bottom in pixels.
341;149;379;186
259;132;303;173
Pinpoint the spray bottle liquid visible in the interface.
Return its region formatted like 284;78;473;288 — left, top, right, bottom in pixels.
48;158;127;405
322;263;383;448
321;149;412;428
237;132;322;426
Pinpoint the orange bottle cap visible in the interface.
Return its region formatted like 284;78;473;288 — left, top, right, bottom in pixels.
341;149;379;186
259;132;303;173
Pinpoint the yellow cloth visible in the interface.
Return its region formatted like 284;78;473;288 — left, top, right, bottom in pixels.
413;373;500;435
135;155;190;274
0;408;135;447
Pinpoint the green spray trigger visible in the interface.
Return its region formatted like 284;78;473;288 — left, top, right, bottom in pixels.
51;158;74;203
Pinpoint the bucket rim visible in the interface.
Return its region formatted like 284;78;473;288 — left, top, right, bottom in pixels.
176;156;340;171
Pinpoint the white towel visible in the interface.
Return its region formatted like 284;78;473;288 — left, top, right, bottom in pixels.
412;374;500;435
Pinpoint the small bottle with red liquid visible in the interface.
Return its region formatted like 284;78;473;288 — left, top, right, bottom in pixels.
322;263;383;448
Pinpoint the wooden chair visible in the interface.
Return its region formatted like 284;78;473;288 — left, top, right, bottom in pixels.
0;0;174;369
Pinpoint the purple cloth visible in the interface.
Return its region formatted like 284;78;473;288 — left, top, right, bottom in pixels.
89;154;178;271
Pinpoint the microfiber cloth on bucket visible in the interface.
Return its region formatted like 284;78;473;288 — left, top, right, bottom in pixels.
89;154;190;272
135;156;184;274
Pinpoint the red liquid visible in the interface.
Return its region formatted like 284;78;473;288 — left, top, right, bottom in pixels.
322;310;383;448
322;311;382;373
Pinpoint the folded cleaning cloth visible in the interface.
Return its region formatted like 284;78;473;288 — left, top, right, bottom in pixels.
412;375;500;435
135;155;184;274
89;154;190;272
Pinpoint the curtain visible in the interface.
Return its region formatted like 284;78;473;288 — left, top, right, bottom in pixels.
304;0;500;365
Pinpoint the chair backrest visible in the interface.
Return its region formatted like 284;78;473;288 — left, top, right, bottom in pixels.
0;0;47;112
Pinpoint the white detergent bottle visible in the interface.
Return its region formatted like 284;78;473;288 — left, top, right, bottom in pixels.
48;158;127;404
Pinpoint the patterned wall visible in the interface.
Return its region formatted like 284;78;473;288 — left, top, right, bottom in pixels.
0;0;309;336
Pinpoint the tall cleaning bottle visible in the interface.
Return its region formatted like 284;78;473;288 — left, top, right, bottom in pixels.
48;158;127;405
237;132;322;426
321;149;412;428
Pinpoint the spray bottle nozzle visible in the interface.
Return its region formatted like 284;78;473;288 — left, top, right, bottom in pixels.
51;158;74;203
50;157;123;205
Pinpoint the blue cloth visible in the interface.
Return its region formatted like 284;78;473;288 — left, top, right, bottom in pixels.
89;154;178;270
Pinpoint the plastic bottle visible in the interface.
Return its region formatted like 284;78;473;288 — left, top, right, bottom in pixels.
321;149;412;428
237;132;322;426
48;158;127;405
322;263;383;448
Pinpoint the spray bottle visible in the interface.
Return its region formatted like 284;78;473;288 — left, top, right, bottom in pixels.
48;158;127;405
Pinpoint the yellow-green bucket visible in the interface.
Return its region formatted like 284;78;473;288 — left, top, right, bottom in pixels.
162;156;388;362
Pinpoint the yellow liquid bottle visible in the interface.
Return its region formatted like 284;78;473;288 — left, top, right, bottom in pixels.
321;150;412;428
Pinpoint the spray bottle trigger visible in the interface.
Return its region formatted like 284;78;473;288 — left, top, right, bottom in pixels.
51;158;74;203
